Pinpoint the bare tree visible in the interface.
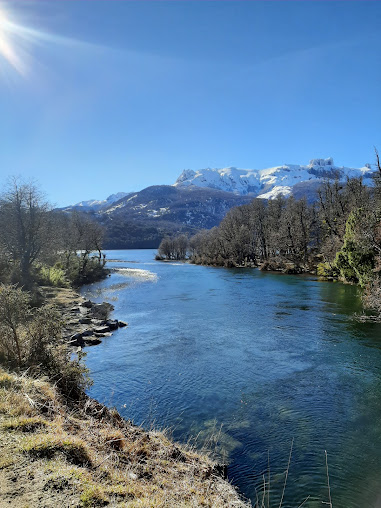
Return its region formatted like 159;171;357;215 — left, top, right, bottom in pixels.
0;178;53;286
158;234;189;260
56;210;106;284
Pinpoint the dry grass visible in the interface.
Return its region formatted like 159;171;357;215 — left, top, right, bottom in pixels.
2;416;48;432
39;285;83;308
21;433;92;466
0;368;250;507
0;371;20;389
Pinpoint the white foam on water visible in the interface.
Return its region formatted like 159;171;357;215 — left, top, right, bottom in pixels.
112;267;158;282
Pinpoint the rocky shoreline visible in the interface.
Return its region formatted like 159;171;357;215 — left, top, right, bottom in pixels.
40;286;127;348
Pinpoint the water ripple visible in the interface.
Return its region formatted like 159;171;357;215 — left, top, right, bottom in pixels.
82;249;381;508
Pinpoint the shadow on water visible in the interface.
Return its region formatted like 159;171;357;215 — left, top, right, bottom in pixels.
81;250;381;508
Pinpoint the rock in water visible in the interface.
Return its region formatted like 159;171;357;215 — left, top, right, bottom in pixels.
106;319;119;330
94;326;111;334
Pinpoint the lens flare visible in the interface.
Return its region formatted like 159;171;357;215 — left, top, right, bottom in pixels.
0;2;105;81
0;4;29;76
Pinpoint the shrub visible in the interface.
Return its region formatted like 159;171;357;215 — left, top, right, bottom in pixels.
317;262;339;279
53;348;93;400
0;284;30;367
0;371;20;389
37;265;69;288
0;285;92;399
26;305;92;398
335;209;375;287
64;254;109;287
80;486;109;507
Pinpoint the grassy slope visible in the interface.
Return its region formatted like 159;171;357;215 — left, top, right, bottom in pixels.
0;369;250;507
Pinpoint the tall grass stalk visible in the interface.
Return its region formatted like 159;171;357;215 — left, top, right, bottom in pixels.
324;450;333;508
278;437;294;508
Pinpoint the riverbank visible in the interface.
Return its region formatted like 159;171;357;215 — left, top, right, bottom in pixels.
0;286;250;506
0;368;250;507
39;286;128;348
191;256;319;274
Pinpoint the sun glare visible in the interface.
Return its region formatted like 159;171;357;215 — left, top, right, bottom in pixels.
0;4;29;76
0;0;40;77
0;2;100;82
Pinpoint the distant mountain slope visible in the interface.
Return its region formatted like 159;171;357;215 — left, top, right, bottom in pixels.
174;158;374;199
62;192;132;212
97;185;253;249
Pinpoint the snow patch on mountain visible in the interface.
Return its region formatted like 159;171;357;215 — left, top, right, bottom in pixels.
68;192;131;211
174;158;374;199
259;186;292;200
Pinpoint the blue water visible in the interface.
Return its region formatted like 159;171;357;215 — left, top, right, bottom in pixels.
81;249;381;507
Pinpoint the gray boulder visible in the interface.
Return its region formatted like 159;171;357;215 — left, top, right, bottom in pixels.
83;338;102;346
94;326;111;334
106;319;119;330
90;302;114;320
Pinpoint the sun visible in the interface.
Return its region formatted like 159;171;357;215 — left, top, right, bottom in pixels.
0;1;102;81
0;3;29;76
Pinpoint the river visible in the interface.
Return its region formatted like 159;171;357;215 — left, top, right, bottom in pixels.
81;249;381;507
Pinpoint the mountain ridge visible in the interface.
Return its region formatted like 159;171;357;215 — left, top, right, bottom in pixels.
65;157;374;212
59;158;376;249
173;157;373;199
62;192;132;212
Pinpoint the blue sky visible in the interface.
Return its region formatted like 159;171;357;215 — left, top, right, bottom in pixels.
0;0;380;206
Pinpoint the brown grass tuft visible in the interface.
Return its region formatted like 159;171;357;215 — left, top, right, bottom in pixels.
21;433;92;467
2;416;48;432
99;428;126;451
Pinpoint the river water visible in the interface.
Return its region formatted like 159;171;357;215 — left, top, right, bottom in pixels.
81;249;381;507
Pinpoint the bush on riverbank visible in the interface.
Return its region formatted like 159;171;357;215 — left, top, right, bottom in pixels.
63;254;110;287
0;284;91;399
36;264;69;288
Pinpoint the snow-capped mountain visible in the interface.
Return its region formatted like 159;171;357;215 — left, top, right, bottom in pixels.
58;157;376;249
63;192;132;212
174;158;374;199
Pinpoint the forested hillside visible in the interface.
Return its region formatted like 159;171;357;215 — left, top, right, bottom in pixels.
62;158;376;250
96;186;253;249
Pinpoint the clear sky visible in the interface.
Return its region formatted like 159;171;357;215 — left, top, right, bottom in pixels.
0;0;380;206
